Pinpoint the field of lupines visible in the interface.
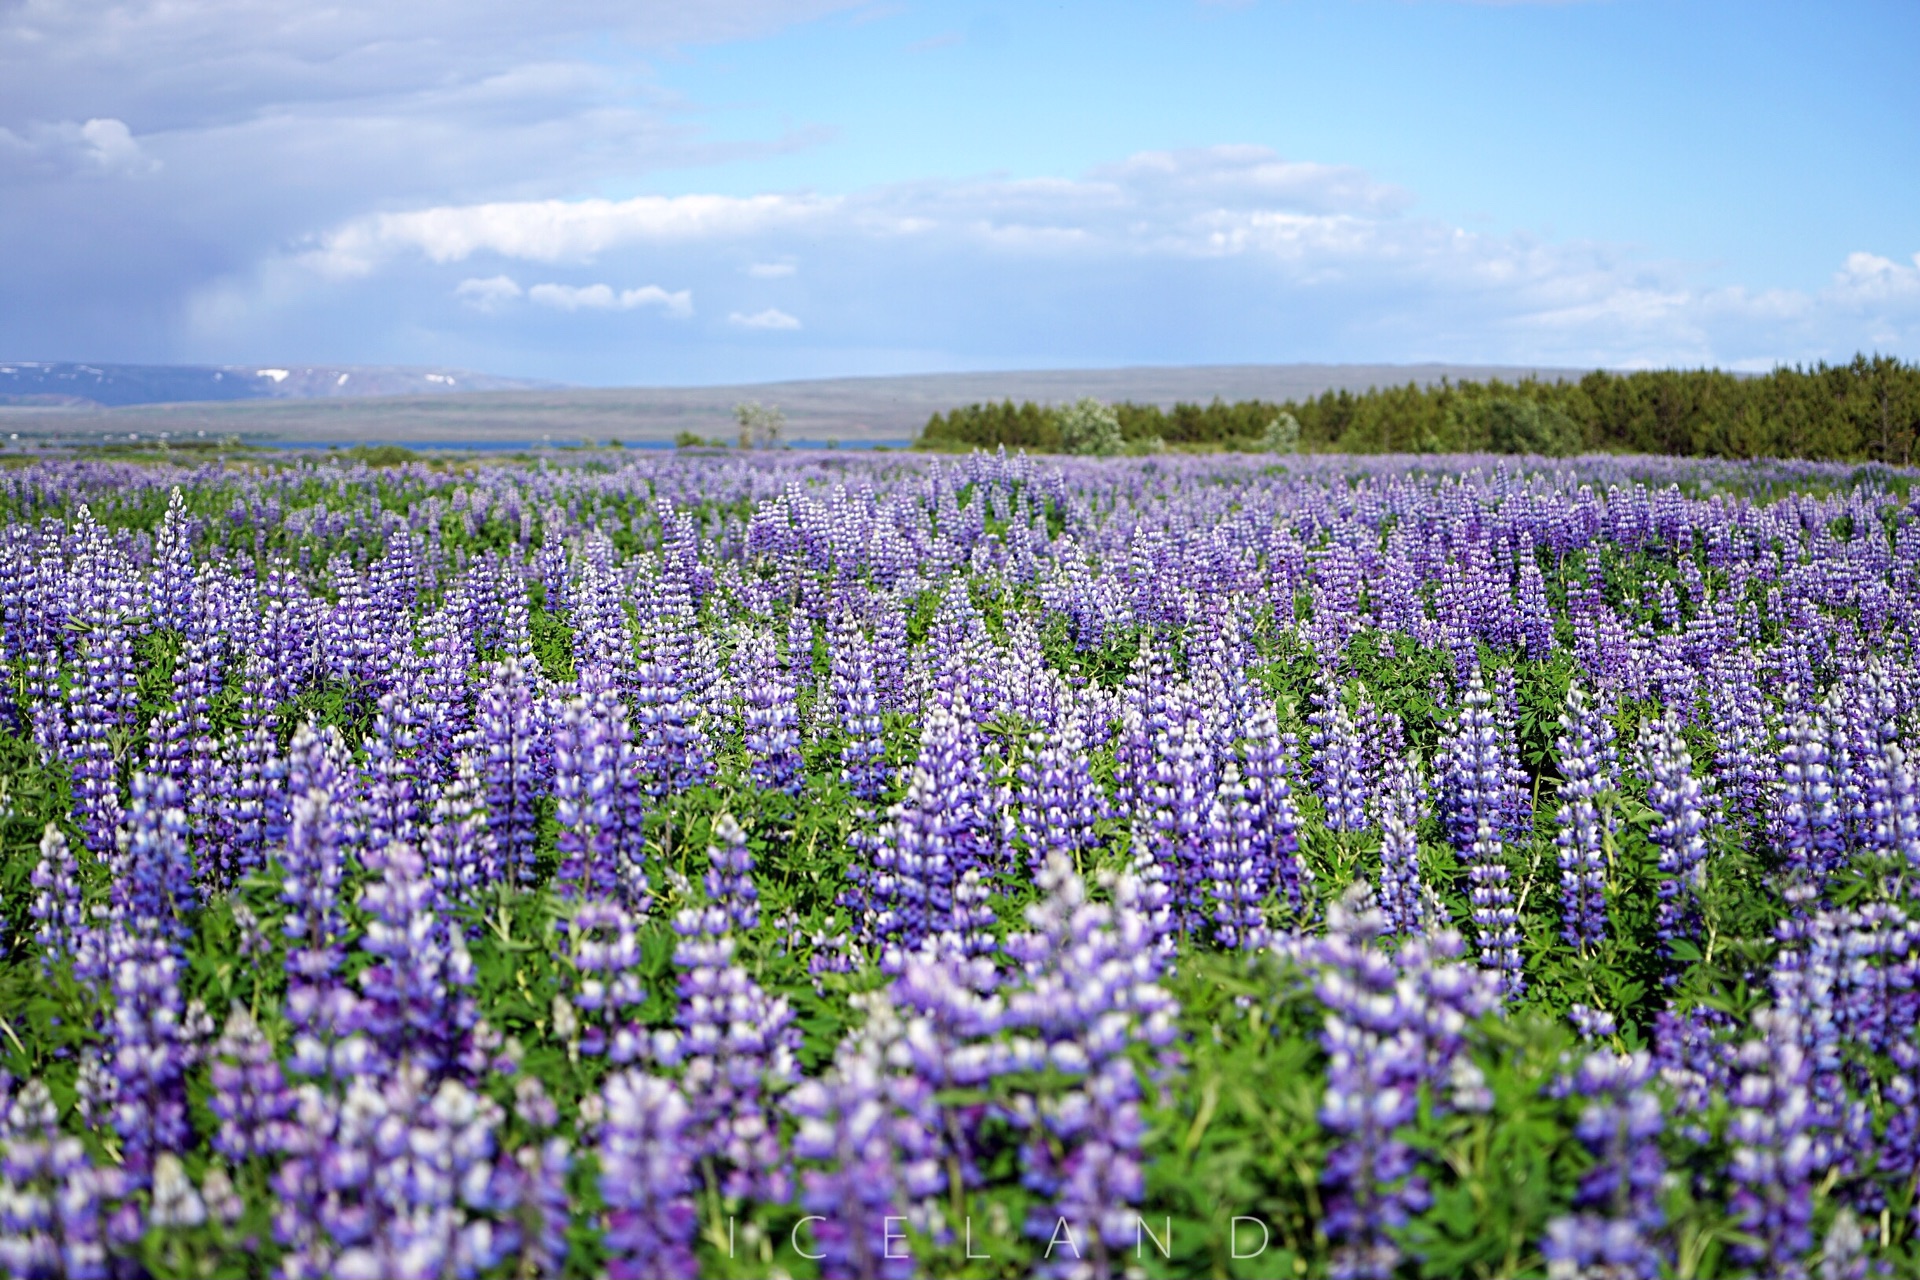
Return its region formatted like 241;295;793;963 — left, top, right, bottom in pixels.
1;447;1917;1278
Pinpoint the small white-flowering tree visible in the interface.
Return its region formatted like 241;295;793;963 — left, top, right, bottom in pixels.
735;401;786;449
1260;411;1301;454
1055;397;1124;456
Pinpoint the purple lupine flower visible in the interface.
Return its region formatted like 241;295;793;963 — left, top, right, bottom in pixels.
357;684;426;870
1870;742;1920;875
70;608;134;855
21;649;68;771
1820;1212;1870;1280
559;899;649;1062
1640;709;1707;968
281;767;349;985
552;692;617;902
325;556;391;692
1769;903;1885;1201
859;764;956;963
272;1066;523;1279
705;814;760;933
1207;765;1266;949
659;898;801;1202
1373;753;1426;938
1141;713;1219;937
598;1071;700;1280
144;699;191;799
583;677;651;905
171;633;226;874
787;994;945;1280
739;631;804;795
418;605;479;783
1775;708;1842;886
1709;652;1772;827
147;1152;209;1231
218;704;285;884
1885;1040;1920;1229
281;778;372;1082
355;842;476;1077
1016;710;1106;878
208;1005;296;1162
506;1130;572;1280
568;533;633;681
1239;701;1312;914
1400;904;1501;1089
1308;684;1371;834
1567;1004;1619;1042
0;1078;132;1278
1727;1007;1822;1276
858;703;995;962
1002;853;1178;1280
475;656;546;889
28;823;84;971
1515;547;1555;660
100;918;200;1184
1436;668;1525;997
1540;1050;1668;1280
631;637;715;800
425;755;499;916
1312;885;1432;1280
148;487;194;633
111;771;198;943
947;866;998;962
1823;686;1873;853
887;945;1012;1200
1554;683;1617;954
832;631;890;803
1354;698;1408;796
1650;1005;1738;1147
1491;666;1534;839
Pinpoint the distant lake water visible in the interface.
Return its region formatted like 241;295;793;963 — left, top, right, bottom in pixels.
262;439;911;452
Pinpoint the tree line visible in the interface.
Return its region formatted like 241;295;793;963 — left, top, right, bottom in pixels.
915;354;1920;462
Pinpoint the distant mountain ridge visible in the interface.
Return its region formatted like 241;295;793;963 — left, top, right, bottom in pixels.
0;362;556;407
0;361;1605;443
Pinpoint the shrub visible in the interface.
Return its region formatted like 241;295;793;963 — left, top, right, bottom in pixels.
1261;411;1302;454
1055;396;1124;456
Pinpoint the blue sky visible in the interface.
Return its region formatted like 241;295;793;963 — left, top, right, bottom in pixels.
2;0;1916;384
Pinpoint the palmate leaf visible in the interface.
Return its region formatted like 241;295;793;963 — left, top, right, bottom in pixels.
1404;1015;1579;1278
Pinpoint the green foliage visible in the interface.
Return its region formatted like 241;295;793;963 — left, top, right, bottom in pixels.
1141;952;1330;1277
340;443;421;467
919;400;1063;452
1481;397;1583;457
1259;412;1301;455
1056;397;1124;457
734;401;785;449
914;354;1920;463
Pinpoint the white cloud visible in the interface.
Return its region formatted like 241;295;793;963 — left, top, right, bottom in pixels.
455;274;691;316
0;116;159;177
454;274;524;310
301;146;1400;277
1831;252;1920;306
309;193;840;275
0;2;869;134
77;119;157;174
729;307;800;330
527;281;693;315
188;144;1920;373
0;0;858;363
